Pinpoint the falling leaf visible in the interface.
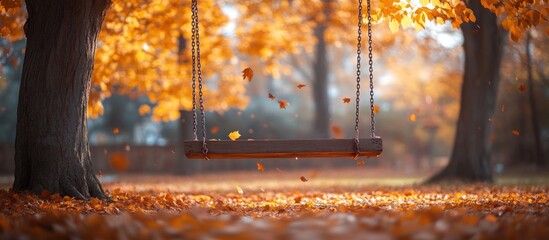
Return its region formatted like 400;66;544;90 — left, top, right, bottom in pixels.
300;176;308;182
235;186;244;195
278;100;288;109
518;83;526;92
112;128;120;134
409;114;417;122
138;105;151;116
512;130;520;136
296;84;306;89
356;161;365;166
109;152;129;172
373;105;380;113
501;104;505;112
242;67;254;82
294;196;302;203
210;126;220;134
228;131;241;140
268;93;276;100
257;162;265;172
331;125;343;138
342;98;351;103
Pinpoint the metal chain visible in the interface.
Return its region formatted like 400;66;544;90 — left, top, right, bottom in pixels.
367;0;376;138
190;0;198;141
191;0;209;159
353;0;363;159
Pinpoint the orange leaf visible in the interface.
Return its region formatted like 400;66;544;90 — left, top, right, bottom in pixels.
296;84;306;89
409;114;417;122
268;93;276;100
512;130;520;136
228;131;241;140
356;161;366;166
342;98;351;103
278;100;288;109
112;128;120;134
138;105;151;116
257;162;265;172
242;67;254;82
518;83;526;92
373;104;380;113
210;126;220;134
485;214;498;223
300;176;308;182
294;196;302;203
109;152;129;172
331;124;343;138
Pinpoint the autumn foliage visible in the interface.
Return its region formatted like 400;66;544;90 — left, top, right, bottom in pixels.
1;173;548;239
2;0;548;121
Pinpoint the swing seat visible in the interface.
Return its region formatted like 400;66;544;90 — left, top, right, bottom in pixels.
184;138;382;159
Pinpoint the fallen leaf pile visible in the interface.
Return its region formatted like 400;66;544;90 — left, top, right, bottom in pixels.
1;183;548;239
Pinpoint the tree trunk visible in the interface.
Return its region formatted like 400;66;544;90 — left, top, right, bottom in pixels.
311;0;331;138
13;0;111;199
525;31;545;166
427;0;506;183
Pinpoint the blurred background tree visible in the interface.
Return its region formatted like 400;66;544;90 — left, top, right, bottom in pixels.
1;0;547;180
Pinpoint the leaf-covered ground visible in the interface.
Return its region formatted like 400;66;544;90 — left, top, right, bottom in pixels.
1;169;548;239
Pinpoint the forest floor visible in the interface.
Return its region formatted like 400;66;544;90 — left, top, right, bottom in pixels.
1;168;548;239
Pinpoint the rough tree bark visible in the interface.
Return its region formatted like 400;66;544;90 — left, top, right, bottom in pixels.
311;0;332;138
13;0;111;199
428;0;507;182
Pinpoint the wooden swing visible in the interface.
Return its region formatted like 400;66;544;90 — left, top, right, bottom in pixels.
184;0;382;160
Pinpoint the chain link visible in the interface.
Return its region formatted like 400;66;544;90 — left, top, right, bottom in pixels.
353;0;363;158
191;0;209;159
190;0;198;141
367;0;376;138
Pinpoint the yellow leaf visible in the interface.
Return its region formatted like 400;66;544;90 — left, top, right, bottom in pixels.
420;0;429;6
235;185;244;195
401;15;413;29
242;67;254;82
228;131;241;140
389;19;400;33
436;17;445;25
410;114;417;122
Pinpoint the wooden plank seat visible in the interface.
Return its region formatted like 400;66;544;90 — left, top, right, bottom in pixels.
184;138;383;159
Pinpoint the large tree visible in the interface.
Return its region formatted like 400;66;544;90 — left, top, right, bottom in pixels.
428;0;506;182
13;0;111;199
1;0;248;193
